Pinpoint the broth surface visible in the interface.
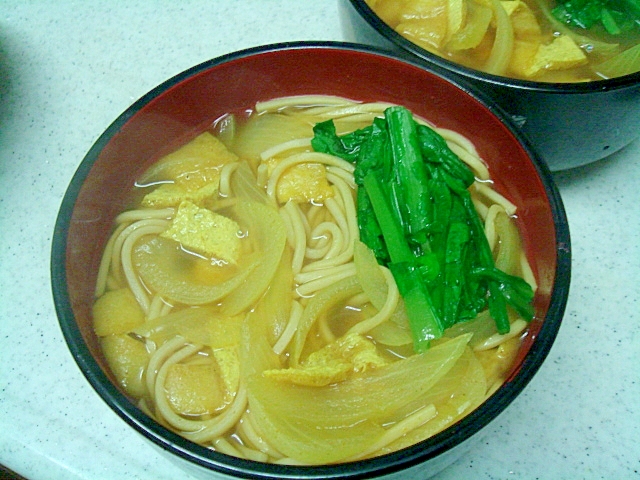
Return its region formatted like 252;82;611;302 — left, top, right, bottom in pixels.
92;97;536;464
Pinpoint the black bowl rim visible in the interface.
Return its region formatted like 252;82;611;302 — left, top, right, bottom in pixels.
51;40;571;479
347;0;640;92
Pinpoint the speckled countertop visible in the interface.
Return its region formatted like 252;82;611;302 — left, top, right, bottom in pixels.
1;2;638;479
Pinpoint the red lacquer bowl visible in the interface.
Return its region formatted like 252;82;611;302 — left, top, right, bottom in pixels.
51;42;570;480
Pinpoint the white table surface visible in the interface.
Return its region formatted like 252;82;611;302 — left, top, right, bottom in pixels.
1;2;638;479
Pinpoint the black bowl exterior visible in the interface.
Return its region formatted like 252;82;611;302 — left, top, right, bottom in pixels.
341;0;640;171
52;41;571;480
470;80;640;171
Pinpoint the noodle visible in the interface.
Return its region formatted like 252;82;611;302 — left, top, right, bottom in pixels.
345;404;438;461
520;250;538;290
260;138;312;162
153;342;208;432
95;221;128;297
265;152;355;202
346;267;399;335
473;318;528;351
295;264;357;298
237;413;284;459
471;181;517;216
297;102;395;119
327;173;359;244
148;337;249;443
326;165;357;188
219;162;239;197
115;207;175;224
272;300;304;355
305;221;341;260
484;204;505;252
256;95;355;113
121;222;169;313
440;133;491;181
282;201;308;275
107;217;171;298
294;262;356;285
212;437;244;458
147;294;171;320
310;221;344;261
183;384;248;444
145;336;187;403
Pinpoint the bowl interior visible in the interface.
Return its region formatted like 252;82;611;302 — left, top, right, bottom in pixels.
52;43;569;477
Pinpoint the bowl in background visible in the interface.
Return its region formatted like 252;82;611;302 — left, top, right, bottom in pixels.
340;0;640;171
51;42;571;480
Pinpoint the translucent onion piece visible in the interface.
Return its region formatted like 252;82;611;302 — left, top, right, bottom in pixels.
447;0;467;39
493;208;522;277
133;306;241;349
133;198;284;308
212;113;237;150
595;43;640;79
241;247;293;378
247;333;471;464
447;1;493;51
220;201;287;316
473;317;527;351
484;0;514;76
354;240;412;346
381;347;487;454
368;319;414;347
232;113;314;166
263;246;295;346
444;309;498;347
133;236;259;306
229;161;271;204
136;132;238;188
354;240;388;311
444;308;521;349
291;275;362;366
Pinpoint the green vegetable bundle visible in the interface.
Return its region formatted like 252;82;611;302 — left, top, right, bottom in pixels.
552;0;640;35
311;106;534;352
